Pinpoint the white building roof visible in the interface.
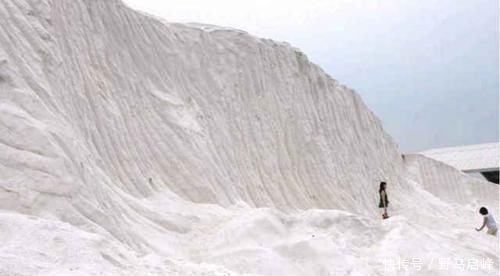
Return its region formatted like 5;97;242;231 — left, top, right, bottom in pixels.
420;143;499;172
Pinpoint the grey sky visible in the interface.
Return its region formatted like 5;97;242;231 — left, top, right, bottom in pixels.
124;0;499;152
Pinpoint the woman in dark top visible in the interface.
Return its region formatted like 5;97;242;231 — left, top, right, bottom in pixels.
379;182;389;219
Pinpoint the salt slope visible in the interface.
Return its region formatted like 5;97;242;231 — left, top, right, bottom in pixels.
405;154;498;207
0;0;405;228
0;0;498;275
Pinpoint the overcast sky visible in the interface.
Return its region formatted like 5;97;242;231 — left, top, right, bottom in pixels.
124;0;499;152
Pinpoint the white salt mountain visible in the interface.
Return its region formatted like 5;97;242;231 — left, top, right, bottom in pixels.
0;0;498;275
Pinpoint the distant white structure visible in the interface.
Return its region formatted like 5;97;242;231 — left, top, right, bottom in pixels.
421;143;499;184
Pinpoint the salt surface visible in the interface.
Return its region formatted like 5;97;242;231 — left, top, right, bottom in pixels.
0;0;498;275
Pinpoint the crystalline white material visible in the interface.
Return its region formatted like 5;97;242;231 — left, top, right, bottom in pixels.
0;0;498;275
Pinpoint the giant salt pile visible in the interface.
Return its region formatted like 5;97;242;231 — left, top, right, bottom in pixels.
0;1;498;275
